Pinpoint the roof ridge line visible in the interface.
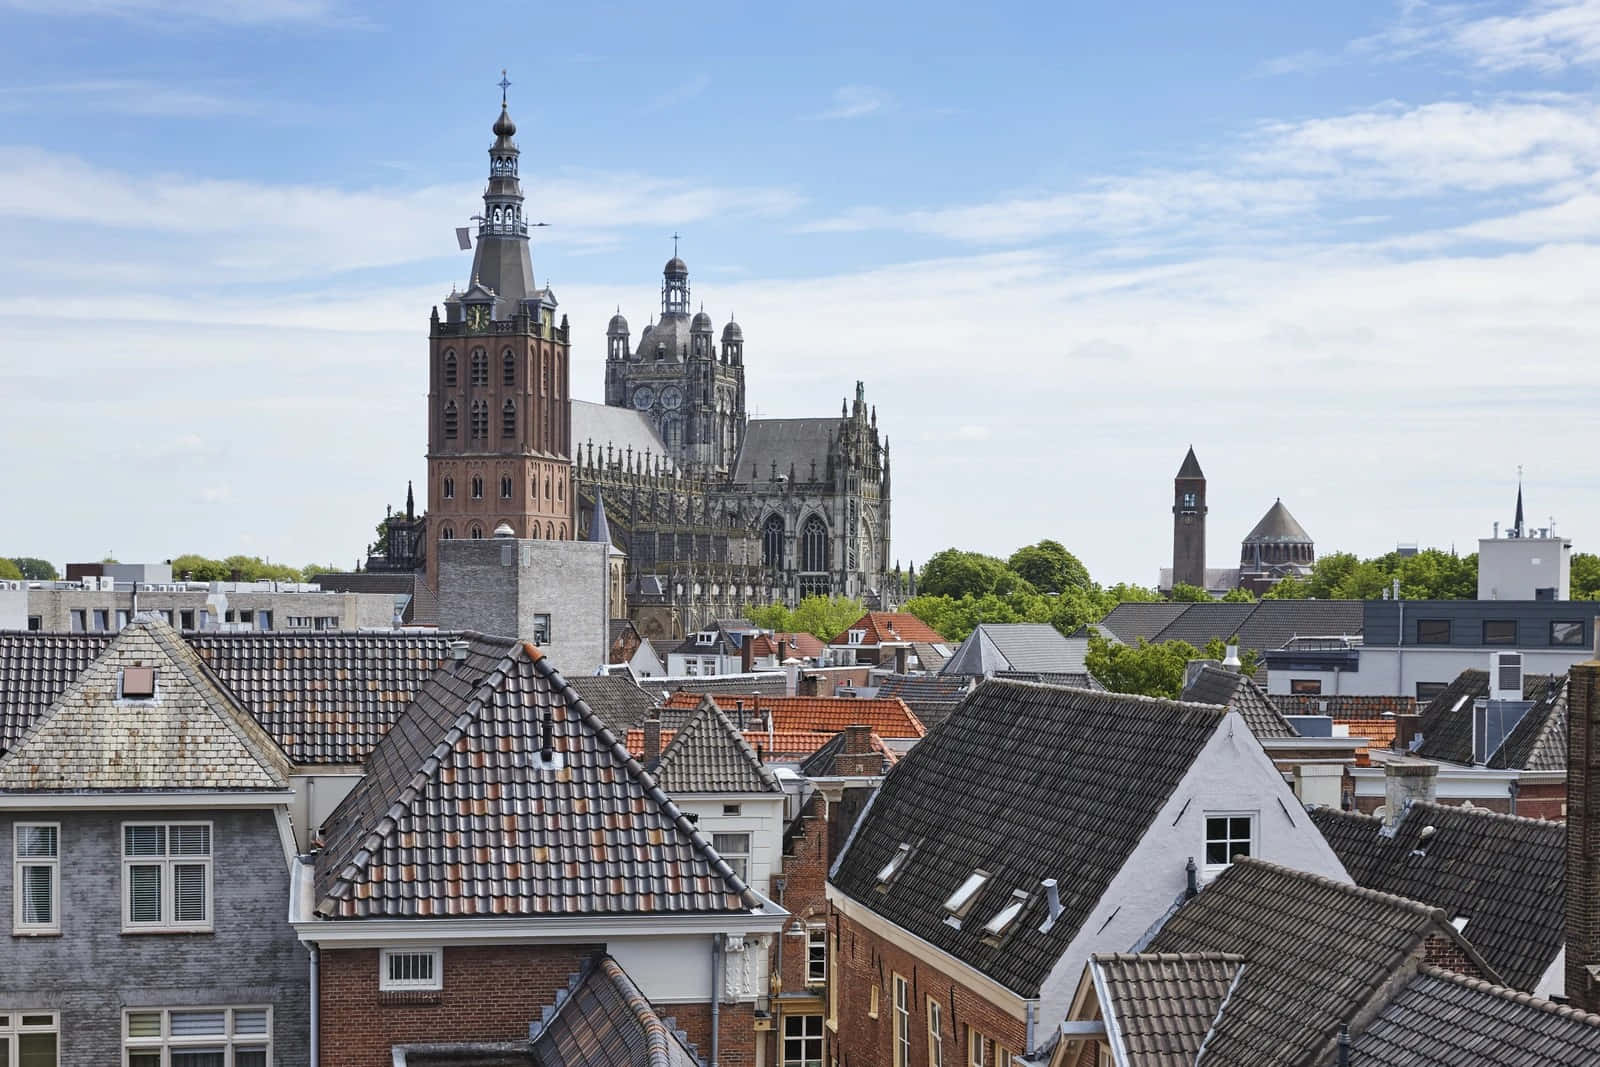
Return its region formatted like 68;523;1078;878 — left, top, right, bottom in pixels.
1233;856;1448;921
979;676;1230;720
1406;799;1568;831
1418;965;1600;1025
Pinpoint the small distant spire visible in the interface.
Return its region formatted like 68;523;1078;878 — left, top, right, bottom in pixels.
1514;467;1525;537
499;69;511;107
405;480;414;520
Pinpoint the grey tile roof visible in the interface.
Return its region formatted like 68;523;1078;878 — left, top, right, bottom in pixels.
1090;952;1244;1067
658;673;789;698
0;619;289;792
1152;603;1259;648
940;623;1086;676
1146;857;1495;1067
188;631;456;765
797;728;892;777
1095;603;1189;645
830;679;1227;996
991;669;1105;691
730;418;837;485
313;636;759;919
1241;499;1312;545
1179;665;1297;739
1310;802;1563;991
571;400;674;472
1231;599;1363;652
871;674;972;731
652;697;783;795
564;674;658;732
910;641;949;672
1415;668;1566;768
533;955;703;1067
1353;966;1600;1066
0;632;111;753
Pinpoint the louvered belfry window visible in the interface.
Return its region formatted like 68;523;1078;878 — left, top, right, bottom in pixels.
123;823;211;930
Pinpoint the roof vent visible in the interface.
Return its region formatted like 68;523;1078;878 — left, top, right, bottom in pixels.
1039;878;1062;932
449;639;469;662
1490;651;1523;702
492;522;515;539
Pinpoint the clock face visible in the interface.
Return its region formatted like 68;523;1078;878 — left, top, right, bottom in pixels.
466;306;489;331
632;386;656;410
661;386;683;411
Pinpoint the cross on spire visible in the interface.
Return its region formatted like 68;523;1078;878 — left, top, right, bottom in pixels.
499;70;511;106
673;232;680;256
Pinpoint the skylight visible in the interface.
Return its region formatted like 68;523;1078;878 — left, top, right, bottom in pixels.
943;869;990;917
876;843;912;885
983;890;1030;938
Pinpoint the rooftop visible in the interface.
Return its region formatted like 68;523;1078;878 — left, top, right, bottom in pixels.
939;622;1087;677
650;697;783;795
660;692;925;738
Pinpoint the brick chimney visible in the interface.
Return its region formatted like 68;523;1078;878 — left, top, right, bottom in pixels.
893;645;910;674
833;725;878;776
643;707;663;766
1565;623;1600;1011
1392;712;1422;752
1381;759;1437;833
739;636;754;674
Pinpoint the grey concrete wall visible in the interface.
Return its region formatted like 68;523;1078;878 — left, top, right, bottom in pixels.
0;587;24;630
1478;537;1572;601
438;537;609;673
25;589;390;632
0;807;308;1066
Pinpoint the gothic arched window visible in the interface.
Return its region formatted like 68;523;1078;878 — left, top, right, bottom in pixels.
471;349;488;386
470;400;488;438
503;350;516;386
470;524;483;539
443;351;457;387
502;399;516;437
546;522;554;539
800;516;829;573
663;416;682;451
762;514;785;569
443;477;455;500
471;476;484;500
444;402;458;440
440;526;454;540
500;475;512;499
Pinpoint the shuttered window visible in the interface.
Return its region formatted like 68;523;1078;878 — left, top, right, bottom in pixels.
122;823;211;931
125;1007;269;1066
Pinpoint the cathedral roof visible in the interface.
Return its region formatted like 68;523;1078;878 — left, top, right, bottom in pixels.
635;314;692;361
664;256;688;275
1176;446;1204;479
571;401;674;473
609;311;629;334
1242;499;1312;545
731;418;838;486
691;309;713;331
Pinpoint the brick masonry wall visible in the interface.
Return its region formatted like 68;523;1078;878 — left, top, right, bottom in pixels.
1515;781;1566;821
1422;934;1488;980
1567;660;1600;1012
778;795;831;998
660;999;756;1067
832;911;1026;1067
1355;794;1513;816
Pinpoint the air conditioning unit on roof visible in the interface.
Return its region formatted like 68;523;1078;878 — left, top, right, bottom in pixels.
1490;651;1523;702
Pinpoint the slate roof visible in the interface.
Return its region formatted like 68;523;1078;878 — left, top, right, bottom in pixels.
1176;447;1204;479
940;623;1087;677
572;400;675;473
872;674;972;731
1152;603;1259;648
830;612;948;646
1269;694;1415;719
659;673;788;698
564;674;658;731
1415;668;1566;768
1242;499;1312;544
830;679;1227;996
0;631;112;753
991;669;1105;691
1352;966;1600;1066
0;619;290;792
313;635;760;919
910;641;950;672
1098;601;1364;654
1089;952;1244;1067
188;631;455;765
532;955;703;1067
1095;603;1190;645
661;692;926;738
1230;599;1363;652
652;698;783;794
731;418;837;486
1179;665;1297;739
1146;857;1495;1067
1310;802;1563;991
797;728;895;776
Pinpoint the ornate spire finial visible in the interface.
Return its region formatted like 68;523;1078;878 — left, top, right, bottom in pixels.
673;231;680;257
499;70;511;106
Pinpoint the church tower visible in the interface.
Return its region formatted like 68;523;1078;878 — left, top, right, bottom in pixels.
1172;446;1207;590
425;76;573;591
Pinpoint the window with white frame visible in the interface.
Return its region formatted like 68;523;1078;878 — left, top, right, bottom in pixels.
806;925;827;984
0;1011;58;1066
927;998;944;1067
1204;813;1255;873
943;869;989;924
892;974;910;1067
124;1006;269;1067
13;824;58;934
782;1013;823;1067
379;947;443;991
123;823;212;932
968;1030;1012;1067
712;833;751;882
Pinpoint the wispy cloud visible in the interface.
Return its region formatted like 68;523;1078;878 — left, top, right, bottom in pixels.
644;73;710;114
805;85;886;120
0;0;354;24
0;79;249;118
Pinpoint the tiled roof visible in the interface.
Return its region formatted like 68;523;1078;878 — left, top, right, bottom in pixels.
747;632;828;660
1231;599;1363;652
1095;603;1189;645
0;631;112;753
940;623;1085;676
1179;665;1297;739
1146;857;1494;1067
1098;601;1364;653
188;631;455;765
1353;966;1600;1065
1310;802;1563;991
830;679;1227;996
627;727;858;764
313;636;759;919
659;673;788;698
1269;694;1416;719
872;674;972;731
0;619;289;792
1415;668;1566;768
1152;603;1259;648
1341;718;1398;749
531;955;703;1067
652;698;783;794
991;669;1105;691
797;728;895;777
565;674;658;731
829;612;948;646
661;693;926;738
910;641;949;672
1089;952;1244;1067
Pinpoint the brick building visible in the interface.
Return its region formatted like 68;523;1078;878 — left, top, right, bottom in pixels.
1566;637;1600;1013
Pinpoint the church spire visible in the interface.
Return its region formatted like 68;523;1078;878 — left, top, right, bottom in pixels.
1514;467;1525;538
589;486;612;547
468;70;536;315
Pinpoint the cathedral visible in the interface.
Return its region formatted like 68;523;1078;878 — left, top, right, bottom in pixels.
379;84;900;640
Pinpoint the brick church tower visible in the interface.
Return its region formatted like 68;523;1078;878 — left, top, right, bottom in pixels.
425;77;573;591
1172;446;1207;590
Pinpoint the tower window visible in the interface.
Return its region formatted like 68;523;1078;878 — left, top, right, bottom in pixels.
444;402;459;440
502;399;516;437
1182;492;1197;509
471;400;488;438
440;526;454;540
470;524;483;539
503;350;516;386
471;349;488;386
500;475;513;499
471;476;484;500
443;351;457;387
443;477;455;500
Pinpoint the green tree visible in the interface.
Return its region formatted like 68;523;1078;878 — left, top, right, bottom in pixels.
7;557;56;580
1262;575;1309;599
1105;582;1162;603
917;549;1010;599
1169;583;1211;602
1304;552;1359;599
1086;634;1200;698
1007;540;1091;594
0;559;21;581
1574;553;1600;600
743;596;865;641
1221;587;1257;603
169;554;311;584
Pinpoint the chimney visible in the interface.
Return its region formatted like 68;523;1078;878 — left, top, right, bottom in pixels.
777;638;790;663
833;725;876;776
784;658;800;697
1041;878;1062;927
1381;759;1438;833
1392;712;1422;752
740;636;754;674
893;645;910;675
643;708;663;765
800;672;824;697
734;699;746;730
1564;621;1600;1011
1223;642;1241;671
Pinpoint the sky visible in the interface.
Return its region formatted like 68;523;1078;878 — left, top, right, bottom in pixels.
2;0;1599;585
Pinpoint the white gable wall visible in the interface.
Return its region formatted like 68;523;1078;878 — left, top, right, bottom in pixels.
1034;709;1352;1030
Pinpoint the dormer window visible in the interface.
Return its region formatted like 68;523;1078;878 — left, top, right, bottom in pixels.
695;632;717;647
943;869;990;923
982;890;1030;939
848;629;866;645
876;843;912;886
121;667;156;701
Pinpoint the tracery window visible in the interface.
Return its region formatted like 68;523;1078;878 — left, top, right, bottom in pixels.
762;515;785;569
470;400;488;439
500;475;512;499
800;516;829;573
443;351;457;387
502;399;516;437
444;402;459;440
471;476;484;499
503;350;516;386
471;349;488;386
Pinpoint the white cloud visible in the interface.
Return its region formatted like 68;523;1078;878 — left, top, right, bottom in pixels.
806;85;887;120
644;73;711;115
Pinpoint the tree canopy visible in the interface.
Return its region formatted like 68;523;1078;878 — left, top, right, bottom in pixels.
169;554;330;583
745;596;866;641
1086;633;1259;698
1574;553;1600;599
0;559;21;581
6;558;56;580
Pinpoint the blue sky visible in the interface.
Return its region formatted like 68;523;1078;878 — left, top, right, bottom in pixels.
3;0;1600;584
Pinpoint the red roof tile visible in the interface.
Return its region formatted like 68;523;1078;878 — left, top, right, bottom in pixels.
660;693;926;738
828;612;949;646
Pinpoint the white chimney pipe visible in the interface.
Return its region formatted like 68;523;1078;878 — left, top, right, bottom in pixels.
1223;642;1241;671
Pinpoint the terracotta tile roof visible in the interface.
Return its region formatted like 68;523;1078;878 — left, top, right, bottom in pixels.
626;727;886;764
1089;952;1245;1067
1146;857;1497;1067
0;619;289;792
1353;966;1600;1065
1311;802;1564;991
661;692;925;738
747;632;827;660
828;612;948;646
652;698;783;794
313;636;759;919
1339;718;1397;749
1179;665;1297;739
0;631;112;753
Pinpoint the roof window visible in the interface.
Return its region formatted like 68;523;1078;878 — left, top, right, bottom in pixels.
121;666;156;700
943;869;990;923
876;843;913;887
982;890;1030;939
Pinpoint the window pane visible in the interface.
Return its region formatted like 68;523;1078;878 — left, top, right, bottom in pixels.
235;1050;268;1067
1230;817;1252;840
170;1011;226;1036
1553;621;1584;646
128;1054;161;1067
170;1051;226;1067
126;1012;162;1038
170;825;210;857
128;865;162;922
173;864;208;923
233;1009;268;1035
18;1032;56;1067
125;825;165;856
21;866;53;924
1205;842;1228;865
1205;817;1227;839
16;826;56;858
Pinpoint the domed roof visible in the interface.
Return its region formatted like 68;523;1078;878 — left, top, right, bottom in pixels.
722;320;743;341
608;311;629;334
691;309;713;331
492;521;516;539
1242;499;1312;545
493;106;516;138
664;256;688;275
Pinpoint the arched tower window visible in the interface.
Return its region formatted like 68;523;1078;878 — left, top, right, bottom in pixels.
471;349;488;386
470;524;483;539
801;516;829;573
440;526;454;540
471;476;484;499
470;400;488;438
442;477;455;500
663;416;682;451
500;475;513;499
546;522;554;539
443;351;457;387
444;402;459;440
503;350;516;386
502;399;516;437
762;515;785;569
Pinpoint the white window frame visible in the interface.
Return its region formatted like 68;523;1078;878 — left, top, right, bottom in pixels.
969;1029;984;1067
712;832;751;882
944;869;990;923
0;1010;59;1066
123;1005;271;1066
782;1012;824;1067
806;925;827;984
927;997;944;1067
1203;811;1257;877
13;823;59;935
120;821;213;933
892;973;910;1067
379;946;444;992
